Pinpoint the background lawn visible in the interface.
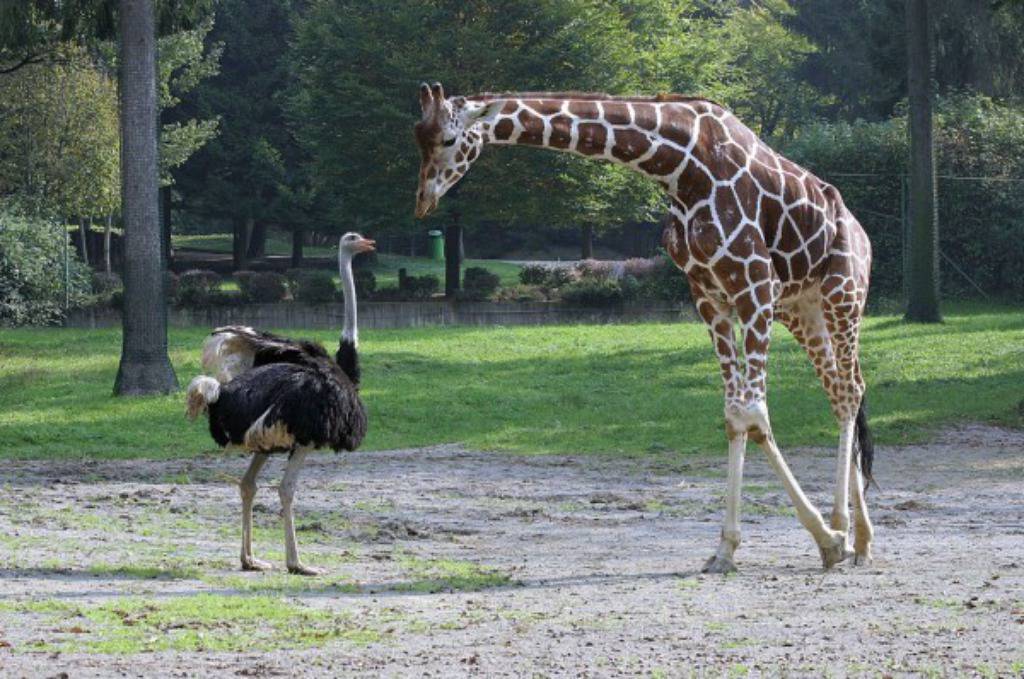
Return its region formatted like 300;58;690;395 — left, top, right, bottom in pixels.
173;232;524;289
0;304;1021;460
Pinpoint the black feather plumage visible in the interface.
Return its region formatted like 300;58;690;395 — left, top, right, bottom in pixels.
201;326;367;454
207;361;367;453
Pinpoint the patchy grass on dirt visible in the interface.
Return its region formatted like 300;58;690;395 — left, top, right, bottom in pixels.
0;303;1021;460
0;594;385;653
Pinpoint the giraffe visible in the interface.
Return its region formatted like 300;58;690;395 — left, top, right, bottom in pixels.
413;82;875;572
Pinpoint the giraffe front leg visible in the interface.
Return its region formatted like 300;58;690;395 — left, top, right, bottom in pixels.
736;300;849;569
703;425;746;574
693;292;747;574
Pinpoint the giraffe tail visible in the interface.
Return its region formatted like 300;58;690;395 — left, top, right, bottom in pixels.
855;396;876;491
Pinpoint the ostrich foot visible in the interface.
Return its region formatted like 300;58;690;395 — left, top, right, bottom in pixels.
819;531;854;569
287;563;327;576
241;557;273;572
701;554;737;574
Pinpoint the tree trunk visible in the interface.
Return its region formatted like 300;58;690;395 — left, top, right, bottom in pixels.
114;0;178;395
232;217;249;269
78;218;91;267
291;227;304;268
905;0;941;322
445;212;463;297
160;186;173;267
580;223;594;260
246;219;268;258
104;214;113;274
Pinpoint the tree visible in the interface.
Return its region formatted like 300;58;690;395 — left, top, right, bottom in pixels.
174;0;302;268
0;48;120;220
905;0;941;322
113;0;178;395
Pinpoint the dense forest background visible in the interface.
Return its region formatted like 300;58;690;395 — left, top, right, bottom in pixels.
3;0;1024;299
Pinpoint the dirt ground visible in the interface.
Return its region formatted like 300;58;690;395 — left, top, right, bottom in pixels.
1;424;1023;677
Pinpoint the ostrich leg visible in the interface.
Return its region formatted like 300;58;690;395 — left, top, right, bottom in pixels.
240;452;271;571
279;448;323;575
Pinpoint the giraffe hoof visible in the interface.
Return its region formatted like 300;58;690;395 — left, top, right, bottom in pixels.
287;563;327;576
852;548;873;566
701;554;737;574
241;557;273;572
819;533;854;569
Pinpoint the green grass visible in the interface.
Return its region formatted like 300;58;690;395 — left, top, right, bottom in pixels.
1;304;1022;460
1;594;385;653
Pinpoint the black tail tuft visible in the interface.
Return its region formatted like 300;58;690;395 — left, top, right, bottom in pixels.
855;396;875;491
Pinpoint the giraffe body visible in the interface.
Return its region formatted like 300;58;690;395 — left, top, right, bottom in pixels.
414;83;874;570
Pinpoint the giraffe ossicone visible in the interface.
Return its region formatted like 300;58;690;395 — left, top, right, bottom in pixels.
413;83;875;571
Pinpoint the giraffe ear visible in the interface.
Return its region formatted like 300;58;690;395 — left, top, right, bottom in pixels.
419;82;434;118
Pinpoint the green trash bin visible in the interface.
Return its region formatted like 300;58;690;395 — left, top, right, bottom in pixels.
428;229;444;261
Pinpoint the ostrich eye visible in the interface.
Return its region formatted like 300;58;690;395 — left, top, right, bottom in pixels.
442;137;456;147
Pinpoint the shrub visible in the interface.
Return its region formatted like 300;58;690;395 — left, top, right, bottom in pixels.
353;268;376;298
519;264;550;285
372;285;403;301
783;94;1024;298
235;271;287;303
164;271;180;303
560;278;624;307
292;270;336;303
492;284;548;302
547;266;575;287
462;266;501;300
575;259;616;280
622;257;657;279
0;211;91;326
177;269;222;307
518;263;575;288
407;274;439;298
91;271;123;296
630;255;690;302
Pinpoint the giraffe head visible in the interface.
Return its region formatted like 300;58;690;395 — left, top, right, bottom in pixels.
413;82;498;218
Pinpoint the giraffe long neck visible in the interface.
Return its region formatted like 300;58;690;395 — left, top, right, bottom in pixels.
478;97;756;212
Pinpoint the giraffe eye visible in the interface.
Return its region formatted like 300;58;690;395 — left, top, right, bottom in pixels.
442;137;456;147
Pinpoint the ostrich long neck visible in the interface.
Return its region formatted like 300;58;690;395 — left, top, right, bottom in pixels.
338;252;358;347
336;250;362;386
474;95;752;212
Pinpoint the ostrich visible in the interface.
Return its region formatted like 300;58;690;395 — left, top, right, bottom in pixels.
186;232;375;575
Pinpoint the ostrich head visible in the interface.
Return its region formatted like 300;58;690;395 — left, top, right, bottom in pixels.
413;82;499;219
338;232;376;259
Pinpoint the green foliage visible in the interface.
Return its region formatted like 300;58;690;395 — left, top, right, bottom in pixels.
0;211;91;326
461;266;501;301
235;271;287;303
403;275;440;299
353;269;376;298
629;255;691;303
519;265;550;286
560;278;624;307
176;269;221;307
292;269;336;303
785;94;1024;298
0;49;119;218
